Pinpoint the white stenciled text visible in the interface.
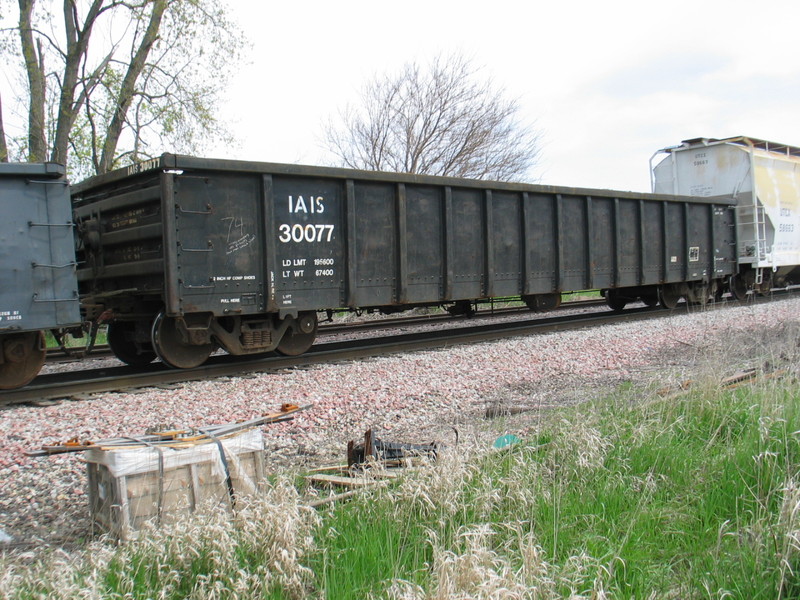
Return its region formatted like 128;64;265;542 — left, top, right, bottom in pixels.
278;223;335;243
288;195;324;214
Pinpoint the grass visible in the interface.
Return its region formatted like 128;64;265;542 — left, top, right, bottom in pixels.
3;331;800;599
43;326;107;350
306;376;800;599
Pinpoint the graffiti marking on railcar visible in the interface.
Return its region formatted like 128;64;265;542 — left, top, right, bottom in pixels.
222;216;257;254
226;233;256;254
224;216;245;241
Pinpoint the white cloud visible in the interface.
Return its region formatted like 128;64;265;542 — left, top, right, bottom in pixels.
221;0;800;192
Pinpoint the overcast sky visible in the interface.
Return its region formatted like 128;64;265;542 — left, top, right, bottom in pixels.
221;0;800;193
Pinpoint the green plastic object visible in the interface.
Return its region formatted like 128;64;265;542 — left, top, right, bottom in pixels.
493;434;520;449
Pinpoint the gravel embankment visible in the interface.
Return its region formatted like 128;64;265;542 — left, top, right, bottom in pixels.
1;298;798;553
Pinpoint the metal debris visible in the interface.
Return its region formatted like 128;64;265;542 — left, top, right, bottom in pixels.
346;428;440;468
305;429;447;508
27;403;310;457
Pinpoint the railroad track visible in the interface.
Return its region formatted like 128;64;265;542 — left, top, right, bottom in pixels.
43;298;607;362
5;293;791;407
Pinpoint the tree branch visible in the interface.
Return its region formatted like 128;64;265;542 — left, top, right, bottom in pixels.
98;0;166;172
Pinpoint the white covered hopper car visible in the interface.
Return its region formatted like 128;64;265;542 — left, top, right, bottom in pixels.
652;136;800;296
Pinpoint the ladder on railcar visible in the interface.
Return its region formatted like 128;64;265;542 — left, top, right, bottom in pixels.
736;203;768;283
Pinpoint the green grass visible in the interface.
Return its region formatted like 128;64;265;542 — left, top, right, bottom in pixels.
562;289;602;300
3;370;800;599
302;380;800;598
43;327;106;350
523;385;800;598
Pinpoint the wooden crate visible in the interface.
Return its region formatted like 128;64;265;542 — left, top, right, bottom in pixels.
85;429;265;540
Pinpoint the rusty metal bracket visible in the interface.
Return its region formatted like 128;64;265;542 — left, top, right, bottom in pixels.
347;428;440;468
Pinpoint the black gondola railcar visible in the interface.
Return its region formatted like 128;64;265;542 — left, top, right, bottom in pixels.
71;154;737;369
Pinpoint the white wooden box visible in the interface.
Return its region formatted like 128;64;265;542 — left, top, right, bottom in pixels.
85;429;265;540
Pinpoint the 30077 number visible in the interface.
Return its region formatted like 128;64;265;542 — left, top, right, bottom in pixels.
278;223;335;243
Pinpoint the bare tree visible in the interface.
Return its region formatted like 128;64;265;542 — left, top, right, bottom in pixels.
1;0;241;177
326;54;541;181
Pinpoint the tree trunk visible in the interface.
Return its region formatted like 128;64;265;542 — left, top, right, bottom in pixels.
18;0;47;162
98;0;167;173
51;0;106;166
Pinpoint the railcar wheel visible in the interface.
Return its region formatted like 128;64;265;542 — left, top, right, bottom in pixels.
0;331;46;390
151;312;214;369
658;284;682;309
642;294;659;307
604;290;627;312
522;293;561;312
108;320;157;367
687;282;710;306
730;274;748;301
276;312;318;356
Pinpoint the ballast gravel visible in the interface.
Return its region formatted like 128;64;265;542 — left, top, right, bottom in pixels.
1;298;799;555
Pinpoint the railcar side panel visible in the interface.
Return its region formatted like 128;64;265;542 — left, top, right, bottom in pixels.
589;198;614;289
559;194;588;291
616;199;641;288
525;193;558;294
491;191;523;297
170;172;266;315
642;201;664;282
447;188;483;300
352;181;396;307
0;163;80;331
664;202;687;282
686;204;711;280
268;176;344;313
405;185;445;302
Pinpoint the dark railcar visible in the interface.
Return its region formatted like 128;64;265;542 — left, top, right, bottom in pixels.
0;163;81;388
71;154;737;368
